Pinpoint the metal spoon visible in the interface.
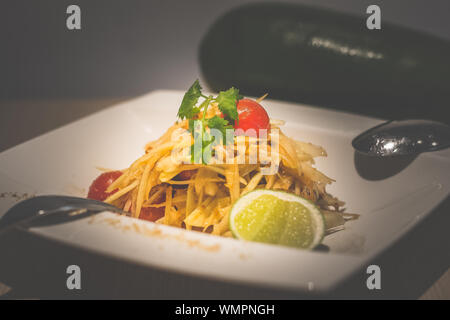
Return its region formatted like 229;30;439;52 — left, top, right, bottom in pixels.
352;120;450;157
0;195;125;235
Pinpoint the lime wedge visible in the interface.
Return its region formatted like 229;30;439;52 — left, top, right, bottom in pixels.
229;190;325;249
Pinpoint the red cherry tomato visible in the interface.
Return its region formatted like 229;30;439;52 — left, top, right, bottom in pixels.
139;206;165;222
139;190;166;222
87;171;123;201
234;99;270;137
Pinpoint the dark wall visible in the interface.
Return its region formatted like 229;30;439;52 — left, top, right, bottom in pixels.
2;0;450;99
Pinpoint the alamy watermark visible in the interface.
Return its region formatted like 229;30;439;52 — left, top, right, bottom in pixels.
66;5;81;30
65;5;380;31
170;123;280;175
366;264;381;290
366;5;381;30
66;264;81;290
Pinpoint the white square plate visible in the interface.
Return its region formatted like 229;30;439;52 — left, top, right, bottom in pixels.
0;90;449;293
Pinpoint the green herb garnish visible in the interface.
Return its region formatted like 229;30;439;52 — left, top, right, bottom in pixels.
177;80;242;163
216;87;242;123
177;80;203;120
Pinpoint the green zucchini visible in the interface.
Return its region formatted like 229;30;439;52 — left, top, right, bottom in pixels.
199;3;450;122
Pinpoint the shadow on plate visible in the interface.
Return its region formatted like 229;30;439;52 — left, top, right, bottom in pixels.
353;151;418;181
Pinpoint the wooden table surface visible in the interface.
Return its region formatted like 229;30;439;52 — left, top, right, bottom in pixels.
0;98;448;299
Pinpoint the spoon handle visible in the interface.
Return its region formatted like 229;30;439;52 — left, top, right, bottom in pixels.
0;206;87;235
0;199;126;235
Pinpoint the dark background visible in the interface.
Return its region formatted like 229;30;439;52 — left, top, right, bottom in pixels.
2;0;450;100
1;0;450;151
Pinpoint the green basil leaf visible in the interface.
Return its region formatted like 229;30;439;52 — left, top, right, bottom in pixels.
177;80;202;120
207;115;233;143
216;87;240;121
